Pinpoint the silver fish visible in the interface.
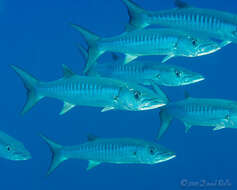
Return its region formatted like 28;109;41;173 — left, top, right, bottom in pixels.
122;0;235;44
72;24;222;74
0;130;31;161
11;65;167;115
79;46;204;87
158;94;237;139
40;134;176;175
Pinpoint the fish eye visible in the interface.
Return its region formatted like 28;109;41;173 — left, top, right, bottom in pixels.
175;70;182;77
156;74;161;79
6;145;11;152
192;39;197;46
232;30;237;37
149;146;155;155
134;91;141;99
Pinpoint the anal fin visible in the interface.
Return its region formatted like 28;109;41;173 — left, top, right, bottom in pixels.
124;54;138;64
87;160;101;171
59;102;75;115
184;122;192;133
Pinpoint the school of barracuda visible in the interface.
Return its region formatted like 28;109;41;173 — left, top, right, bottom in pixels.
3;0;237;175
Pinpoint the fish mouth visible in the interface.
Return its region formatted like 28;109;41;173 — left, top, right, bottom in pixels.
183;74;205;85
197;43;220;56
140;98;167;110
155;152;176;163
14;152;32;161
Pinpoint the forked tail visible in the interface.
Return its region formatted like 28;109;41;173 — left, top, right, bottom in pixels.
11;65;44;115
157;108;173;139
71;24;104;74
121;0;148;31
40;134;68;175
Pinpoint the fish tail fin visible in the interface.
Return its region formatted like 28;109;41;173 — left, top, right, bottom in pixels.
121;0;148;31
77;45;101;76
157;108;173;139
77;45;89;61
40;134;67;175
10;65;44;115
71;24;103;74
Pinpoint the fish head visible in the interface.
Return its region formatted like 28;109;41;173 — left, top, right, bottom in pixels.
0;142;31;161
151;64;204;86
176;35;221;57
139;143;176;164
118;83;168;111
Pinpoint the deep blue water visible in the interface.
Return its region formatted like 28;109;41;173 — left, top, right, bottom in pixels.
1;0;237;189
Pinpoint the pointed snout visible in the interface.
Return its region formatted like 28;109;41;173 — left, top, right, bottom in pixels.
190;73;205;84
14;150;32;161
155;151;176;163
140;98;167;110
163;151;176;161
198;43;221;56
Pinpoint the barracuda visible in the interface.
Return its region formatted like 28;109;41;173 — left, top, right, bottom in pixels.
40;134;176;175
11;65;167;115
157;95;237;139
78;46;204;87
72;24;223;74
122;0;236;43
0;130;31;161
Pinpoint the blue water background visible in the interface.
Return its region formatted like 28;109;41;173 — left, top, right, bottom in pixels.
0;0;237;189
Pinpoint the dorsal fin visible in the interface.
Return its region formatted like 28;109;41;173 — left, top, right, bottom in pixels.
62;64;76;78
184;91;190;99
111;53;120;61
174;0;190;8
87;134;98;141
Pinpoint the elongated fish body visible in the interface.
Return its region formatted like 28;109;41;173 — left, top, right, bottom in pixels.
72;24;222;73
99;29;185;56
158;97;237;138
0;130;31;161
122;0;237;42
11;65;167;115
41;135;176;174
38;76;124;108
93;60;204;86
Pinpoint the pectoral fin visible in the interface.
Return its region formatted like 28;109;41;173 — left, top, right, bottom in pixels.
213;126;225;131
124;54;138;64
59;102;75;115
87;160;101;171
101;107;115;112
161;55;175;63
184;122;192;133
